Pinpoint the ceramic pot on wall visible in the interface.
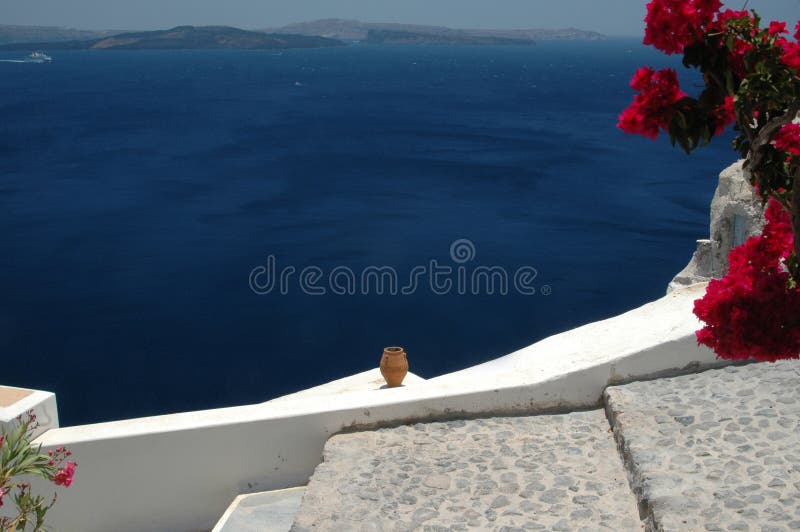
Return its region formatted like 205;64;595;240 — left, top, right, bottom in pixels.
380;347;408;387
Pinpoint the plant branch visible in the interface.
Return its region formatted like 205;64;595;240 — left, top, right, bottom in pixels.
748;105;800;170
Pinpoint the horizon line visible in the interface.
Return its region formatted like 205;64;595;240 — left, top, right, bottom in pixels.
0;19;645;38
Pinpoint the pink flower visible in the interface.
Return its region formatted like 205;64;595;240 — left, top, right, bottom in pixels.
618;68;686;139
773;123;800;158
644;0;722;54
0;487;7;507
695;200;800;360
777;37;800;72
712;95;736;136
769;21;788;36
629;66;654;91
713;9;754;29
53;461;76;487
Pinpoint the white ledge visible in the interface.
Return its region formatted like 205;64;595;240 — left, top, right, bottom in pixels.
34;284;724;532
0;385;59;439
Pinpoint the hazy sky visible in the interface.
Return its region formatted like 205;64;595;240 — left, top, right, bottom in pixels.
3;0;799;36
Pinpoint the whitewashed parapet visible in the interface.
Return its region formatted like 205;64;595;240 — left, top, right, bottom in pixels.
36;284;723;532
0;386;59;439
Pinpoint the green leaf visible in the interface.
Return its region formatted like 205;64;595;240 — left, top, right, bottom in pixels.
678;135;691;154
676;111;688;130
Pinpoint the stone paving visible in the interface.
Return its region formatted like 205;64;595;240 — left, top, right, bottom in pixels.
221;360;800;531
291;410;642;531
605;360;800;532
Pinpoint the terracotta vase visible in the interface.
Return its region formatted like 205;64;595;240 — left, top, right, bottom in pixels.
380;346;408;388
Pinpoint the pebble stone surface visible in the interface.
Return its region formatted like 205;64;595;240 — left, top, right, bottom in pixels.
605;360;800;532
291;410;642;531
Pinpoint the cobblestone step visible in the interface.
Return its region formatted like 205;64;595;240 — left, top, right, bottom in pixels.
605;360;800;532
291;410;642;531
220;361;800;530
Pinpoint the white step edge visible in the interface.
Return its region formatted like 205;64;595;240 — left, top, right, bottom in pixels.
212;487;306;532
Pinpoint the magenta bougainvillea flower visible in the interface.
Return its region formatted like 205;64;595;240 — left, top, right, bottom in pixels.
618;67;686;139
694;201;800;360
643;0;722;54
623;2;800;360
773;123;800;158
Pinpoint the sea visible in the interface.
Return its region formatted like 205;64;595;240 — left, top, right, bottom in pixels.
0;40;736;426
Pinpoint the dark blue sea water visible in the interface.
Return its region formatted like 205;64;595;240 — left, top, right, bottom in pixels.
0;41;735;425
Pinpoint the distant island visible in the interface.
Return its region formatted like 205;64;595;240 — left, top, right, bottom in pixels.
0;25;118;45
0;20;606;51
266;19;606;42
365;29;535;46
0;26;343;51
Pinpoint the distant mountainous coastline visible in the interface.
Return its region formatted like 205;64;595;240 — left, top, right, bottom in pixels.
0;20;606;51
266;19;606;42
365;29;536;46
0;25;118;45
0;26;343;51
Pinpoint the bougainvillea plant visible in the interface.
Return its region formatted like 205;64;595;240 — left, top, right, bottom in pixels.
619;0;800;361
1;412;76;531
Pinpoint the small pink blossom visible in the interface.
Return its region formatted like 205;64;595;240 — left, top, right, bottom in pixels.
773;123;800;158
53;461;76;487
618;67;686;139
712;95;736;136
768;21;787;35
